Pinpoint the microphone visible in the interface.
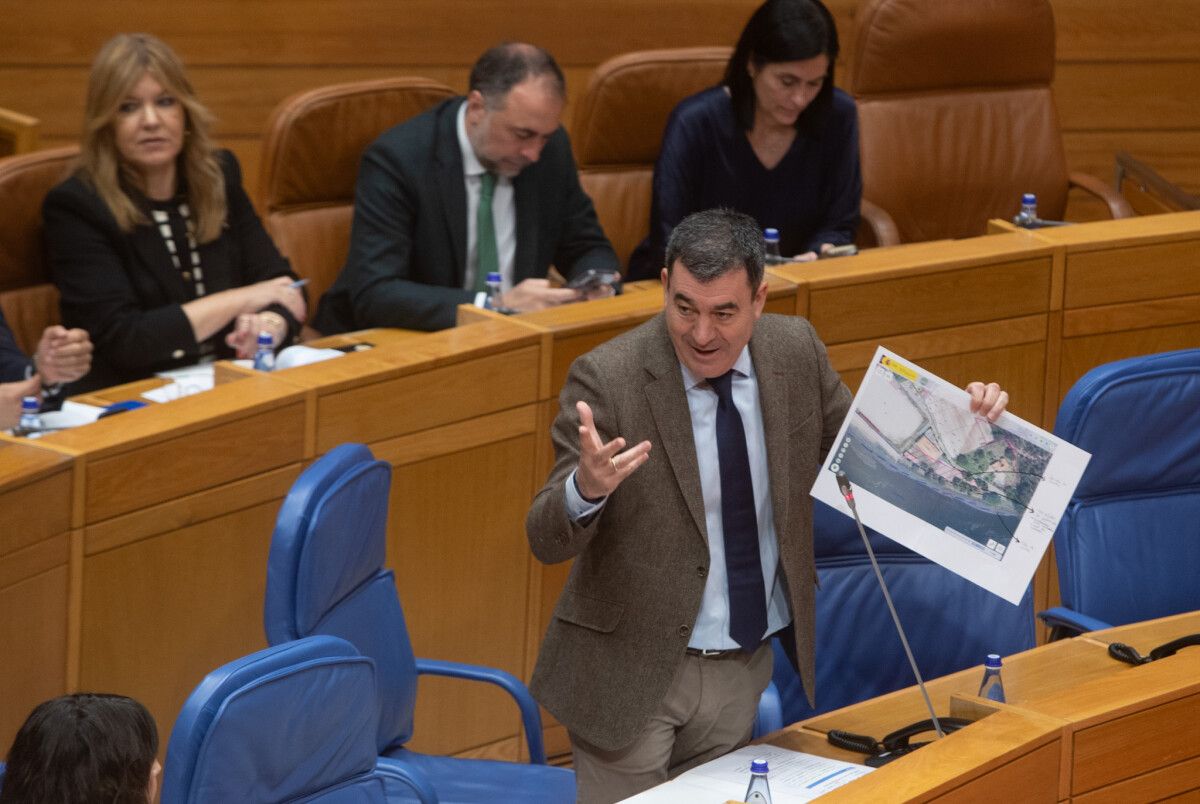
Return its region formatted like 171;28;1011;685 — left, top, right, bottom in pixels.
835;472;946;739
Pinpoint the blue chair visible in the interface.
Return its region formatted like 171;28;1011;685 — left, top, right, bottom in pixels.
767;501;1035;726
264;443;574;803
1039;349;1200;636
161;635;423;803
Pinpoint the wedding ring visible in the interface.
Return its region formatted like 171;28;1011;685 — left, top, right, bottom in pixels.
610;457;618;471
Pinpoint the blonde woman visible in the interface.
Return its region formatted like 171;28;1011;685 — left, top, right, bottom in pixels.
43;33;305;392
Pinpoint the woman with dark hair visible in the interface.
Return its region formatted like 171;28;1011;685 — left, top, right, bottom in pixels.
0;693;160;804
43;33;305;392
627;0;861;278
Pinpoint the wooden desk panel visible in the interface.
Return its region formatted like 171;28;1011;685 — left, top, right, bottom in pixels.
769;613;1200;803
79;497;286;763
315;345;540;451
1061;238;1200;309
0;561;70;753
806;258;1052;345
0;441;72;556
83;401;305;523
0;441;76;749
808;709;1063;804
387;432;540;755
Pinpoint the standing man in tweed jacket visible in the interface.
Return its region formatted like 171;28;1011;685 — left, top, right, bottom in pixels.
526;208;1008;803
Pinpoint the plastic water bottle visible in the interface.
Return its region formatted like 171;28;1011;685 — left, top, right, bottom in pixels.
18;396;42;435
763;228;784;265
978;653;1006;703
744;757;772;803
1013;193;1039;227
252;331;275;372
486;271;504;310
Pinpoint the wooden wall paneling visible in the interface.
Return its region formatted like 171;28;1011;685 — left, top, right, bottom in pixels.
1050;0;1200;61
1063;131;1200;196
1054;63;1200;133
0;1;762;67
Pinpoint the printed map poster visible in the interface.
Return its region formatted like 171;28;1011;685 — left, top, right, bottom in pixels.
811;348;1091;604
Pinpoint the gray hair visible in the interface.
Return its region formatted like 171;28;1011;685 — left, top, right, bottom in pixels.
664;208;765;290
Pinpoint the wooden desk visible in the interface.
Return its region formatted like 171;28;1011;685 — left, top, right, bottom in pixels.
0;440;73;750
3;377;308;757
1027;211;1200;420
4;214;1200;763
770;611;1200;802
263;318;547;757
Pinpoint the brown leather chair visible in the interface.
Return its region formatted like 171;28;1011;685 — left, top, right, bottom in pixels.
0;145;77;354
257;77;456;318
849;0;1132;245
571;48;732;270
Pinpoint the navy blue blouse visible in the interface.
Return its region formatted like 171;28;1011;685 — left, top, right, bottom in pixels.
628;86;861;279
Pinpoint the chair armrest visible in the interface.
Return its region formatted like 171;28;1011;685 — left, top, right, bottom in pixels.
752;681;784;740
376;757;439;803
1038;606;1113;639
1068;171;1135;219
415;658;547;764
859;198;900;247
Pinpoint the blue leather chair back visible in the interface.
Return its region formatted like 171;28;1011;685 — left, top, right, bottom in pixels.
265;444;418;754
773;501;1035;725
1052;348;1200;626
163;635;385;803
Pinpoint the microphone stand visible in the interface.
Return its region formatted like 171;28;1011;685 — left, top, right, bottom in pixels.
836;471;945;738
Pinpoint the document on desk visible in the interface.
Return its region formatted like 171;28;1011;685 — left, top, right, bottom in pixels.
811;347;1091;604
621;745;872;803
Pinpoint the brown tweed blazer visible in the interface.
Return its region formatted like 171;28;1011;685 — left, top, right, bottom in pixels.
527;311;851;751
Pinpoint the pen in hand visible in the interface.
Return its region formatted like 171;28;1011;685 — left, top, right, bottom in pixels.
289;278;310;289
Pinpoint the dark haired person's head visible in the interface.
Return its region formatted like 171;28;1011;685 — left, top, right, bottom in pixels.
0;693;160;804
464;42;567;178
723;0;840;135
662;209;767;379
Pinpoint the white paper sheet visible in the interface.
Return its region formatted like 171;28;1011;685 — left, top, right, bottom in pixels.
811;348;1091;604
144;365;215;402
621;745;872;803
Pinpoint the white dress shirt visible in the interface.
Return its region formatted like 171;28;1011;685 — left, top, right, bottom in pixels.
456;102;516;305
565;346;791;649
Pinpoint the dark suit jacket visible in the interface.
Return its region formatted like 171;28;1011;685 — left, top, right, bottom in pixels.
0;308;33;383
42;150;298;393
313;97;618;333
526;313;852;751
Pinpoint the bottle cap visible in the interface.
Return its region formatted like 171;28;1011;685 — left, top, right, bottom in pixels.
985;653;1002;668
1022;193;1036;205
21;395;39;411
257;331;273;346
486;271;502;282
763;228;780;240
750;758;769;774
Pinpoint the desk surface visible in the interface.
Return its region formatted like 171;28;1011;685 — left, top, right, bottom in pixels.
764;611;1200;802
